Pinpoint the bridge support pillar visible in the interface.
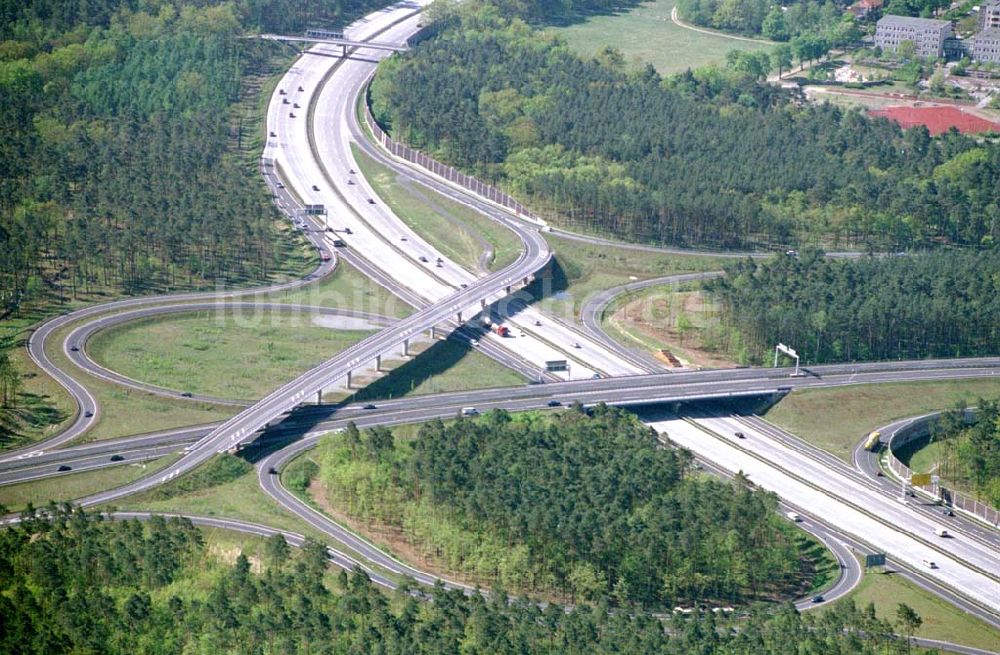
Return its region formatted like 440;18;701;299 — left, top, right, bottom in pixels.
346;370;352;389
375;354;382;371
402;339;409;357
523;276;529;286
429;326;436;340
342;44;347;57
317;389;323;404
505;285;511;295
456;311;462;323
481;298;487;310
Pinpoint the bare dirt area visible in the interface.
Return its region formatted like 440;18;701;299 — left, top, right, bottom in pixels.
609;290;738;369
870;105;1000;135
805;86;1000;126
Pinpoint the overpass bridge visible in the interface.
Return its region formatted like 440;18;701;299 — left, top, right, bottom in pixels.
258;30;408;56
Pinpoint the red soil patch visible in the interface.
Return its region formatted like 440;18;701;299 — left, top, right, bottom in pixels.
869;105;1000;135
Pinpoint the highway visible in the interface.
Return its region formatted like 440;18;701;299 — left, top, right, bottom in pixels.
4;358;998;492
62;0;576;506
852;413;1000;539
281;6;648;380
643;409;1000;621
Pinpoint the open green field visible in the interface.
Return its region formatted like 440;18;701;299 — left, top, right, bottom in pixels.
43;320;236;444
548;0;772;74
88;309;375;402
764;379;1000;462
827;565;1000;651
352;145;523;273
540;233;722;319
258;258;412;318
0;454;180;512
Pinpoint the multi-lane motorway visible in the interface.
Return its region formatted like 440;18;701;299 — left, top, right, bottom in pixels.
2;0;999;648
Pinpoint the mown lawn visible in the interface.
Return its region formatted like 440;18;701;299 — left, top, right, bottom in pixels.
827;564;1000;651
549;0;772;74
764;379;1000;462
88;309;375;402
352;145;523;273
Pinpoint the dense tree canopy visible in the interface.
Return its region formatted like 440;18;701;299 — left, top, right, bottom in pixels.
676;0;861;47
0;0;390;318
0;504;923;654
371;5;1000;250
706;250;1000;364
931;399;1000;508
318;407;810;608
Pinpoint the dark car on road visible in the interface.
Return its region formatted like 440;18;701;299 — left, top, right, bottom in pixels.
57;465;72;472
110;455;124;462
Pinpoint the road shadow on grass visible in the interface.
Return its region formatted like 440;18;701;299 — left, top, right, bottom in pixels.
241;338;477;456
345;337;474;402
0;393;70;451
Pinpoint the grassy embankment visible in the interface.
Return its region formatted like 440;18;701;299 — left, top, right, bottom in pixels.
0;454;180;512
351;145;523;273
113;453;378;569
87;309;375;402
764;379;1000;462
540;235;722;322
830;561;1000;651
549;0;772;74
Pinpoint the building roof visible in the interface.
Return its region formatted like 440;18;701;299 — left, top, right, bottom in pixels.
877;14;952;30
976;26;1000;40
849;0;882;13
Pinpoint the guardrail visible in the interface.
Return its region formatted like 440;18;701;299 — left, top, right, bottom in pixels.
363;88;542;224
886;410;1000;526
